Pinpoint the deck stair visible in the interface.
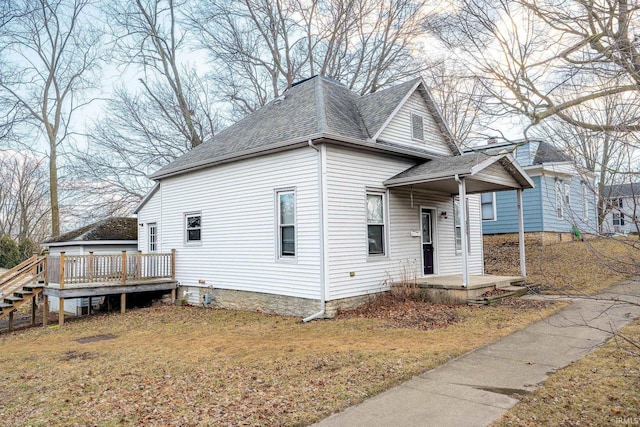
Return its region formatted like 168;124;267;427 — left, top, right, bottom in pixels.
0;256;47;330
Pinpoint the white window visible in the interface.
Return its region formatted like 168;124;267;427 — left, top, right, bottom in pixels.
613;213;625;226
277;190;296;258
411;113;424;141
454;197;470;252
555;181;563;219
148;223;157;252
564;183;571;206
367;192;386;256
481;192;496;221
185;213;201;243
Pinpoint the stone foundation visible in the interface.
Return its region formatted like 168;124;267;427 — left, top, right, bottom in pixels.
177;286;381;318
484;231;588;246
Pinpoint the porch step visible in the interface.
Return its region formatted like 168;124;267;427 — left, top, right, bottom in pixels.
4;296;23;304
467;285;529;305
14;290;33;298
0;302;14;312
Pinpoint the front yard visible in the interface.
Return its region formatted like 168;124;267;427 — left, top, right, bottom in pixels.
1;298;557;426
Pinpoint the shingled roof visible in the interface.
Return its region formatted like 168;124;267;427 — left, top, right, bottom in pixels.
604;183;640;198
532;141;573;165
43;217;138;244
150;75;458;180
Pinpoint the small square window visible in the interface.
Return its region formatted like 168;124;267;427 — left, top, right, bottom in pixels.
185;214;201;243
411;113;424;141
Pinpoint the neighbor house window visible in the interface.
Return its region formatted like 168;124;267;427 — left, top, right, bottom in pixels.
613;213;625;226
148;223;157;252
185;213;201;243
367;192;386;255
555;181;563;219
616;198;624;209
454;197;470;252
277;190;296;258
481;192;496;221
411;113;424;141
564;183;571;206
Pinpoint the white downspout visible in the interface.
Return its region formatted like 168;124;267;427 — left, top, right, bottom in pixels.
454;174;469;288
303;140;327;322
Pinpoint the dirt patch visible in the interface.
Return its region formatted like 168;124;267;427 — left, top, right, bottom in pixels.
60;351;96;361
336;294;553;331
75;333;118;344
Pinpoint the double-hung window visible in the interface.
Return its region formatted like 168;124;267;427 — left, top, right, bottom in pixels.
555;181;563;219
185;213;201;244
481;192;496;221
613;213;625;226
277;190;296;258
564;183;571;206
367;192;386;256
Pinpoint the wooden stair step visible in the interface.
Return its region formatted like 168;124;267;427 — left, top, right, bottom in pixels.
23;284;44;291
14;290;33;297
4;296;23;303
0;302;14;310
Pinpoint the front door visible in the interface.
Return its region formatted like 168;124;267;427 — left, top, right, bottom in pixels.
421;209;434;275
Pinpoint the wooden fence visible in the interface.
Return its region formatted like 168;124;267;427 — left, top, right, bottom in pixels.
46;250;175;287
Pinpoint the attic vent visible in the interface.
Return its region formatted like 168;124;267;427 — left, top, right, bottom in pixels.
411;113;424;141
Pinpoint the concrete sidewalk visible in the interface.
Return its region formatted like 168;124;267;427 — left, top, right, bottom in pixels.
313;279;640;427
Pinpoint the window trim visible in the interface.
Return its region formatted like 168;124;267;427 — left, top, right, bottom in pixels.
366;189;388;258
555;180;564;220
454;196;471;253
148;222;157;253
480;192;497;222
410;112;425;142
276;188;297;261
184;212;202;245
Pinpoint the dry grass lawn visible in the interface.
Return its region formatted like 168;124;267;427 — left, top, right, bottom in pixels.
494;318;640;426
485;237;640;295
0;300;561;426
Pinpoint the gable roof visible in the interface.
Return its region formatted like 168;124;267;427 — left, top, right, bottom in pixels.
43;217;138;244
532;140;573;165
150;75;459;180
605;183;640;198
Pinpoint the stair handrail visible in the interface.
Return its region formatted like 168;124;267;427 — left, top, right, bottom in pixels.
0;256;45;297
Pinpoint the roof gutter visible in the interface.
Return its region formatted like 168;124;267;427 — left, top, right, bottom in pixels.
303;139;328;322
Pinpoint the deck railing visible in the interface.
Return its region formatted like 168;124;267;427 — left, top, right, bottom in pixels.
46;250;176;287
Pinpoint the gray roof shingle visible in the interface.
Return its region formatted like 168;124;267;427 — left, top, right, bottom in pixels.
604;183;640;198
386;152;491;182
532;141;573;165
150;75;453;179
43;217;138;244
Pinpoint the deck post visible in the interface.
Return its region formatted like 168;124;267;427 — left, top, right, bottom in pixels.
59;252;65;290
31;296;37;326
8;311;13;332
121;251;127;285
43;295;49;327
458;177;469;287
88;251;94;281
136;251;142;279
88;297;92;315
120;293;126;314
59;298;65;326
517;188;527;278
171;249;176;281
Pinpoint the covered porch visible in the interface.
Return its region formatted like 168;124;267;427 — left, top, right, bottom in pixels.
384;151;535;290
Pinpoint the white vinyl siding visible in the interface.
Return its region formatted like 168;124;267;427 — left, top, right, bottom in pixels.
139;148;321;304
378;91;453;156
324;145;483;301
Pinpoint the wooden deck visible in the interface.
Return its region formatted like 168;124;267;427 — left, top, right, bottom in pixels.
42;250;177;326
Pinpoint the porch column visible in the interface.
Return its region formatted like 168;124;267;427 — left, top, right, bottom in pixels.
458;177;469;287
517;188;527;277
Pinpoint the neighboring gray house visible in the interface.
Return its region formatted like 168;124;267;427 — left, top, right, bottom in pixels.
477;140;598;242
135;75;533;318
602;183;640;234
42;217;138;314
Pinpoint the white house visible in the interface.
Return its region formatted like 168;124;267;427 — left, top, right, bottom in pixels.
42;217;138;315
602;183;640;235
135;75;533;319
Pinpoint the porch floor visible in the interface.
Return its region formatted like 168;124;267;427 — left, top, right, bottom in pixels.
411;274;526;304
416;274;524;290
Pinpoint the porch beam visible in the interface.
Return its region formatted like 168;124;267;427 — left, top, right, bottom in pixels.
517;188;527;277
458;176;469;287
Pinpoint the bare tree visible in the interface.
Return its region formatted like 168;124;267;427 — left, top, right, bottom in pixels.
0;0;105;237
0;150;50;243
188;0;431;118
106;0;217;148
431;0;640;133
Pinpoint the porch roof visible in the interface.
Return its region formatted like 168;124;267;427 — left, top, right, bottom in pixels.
383;152;535;194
